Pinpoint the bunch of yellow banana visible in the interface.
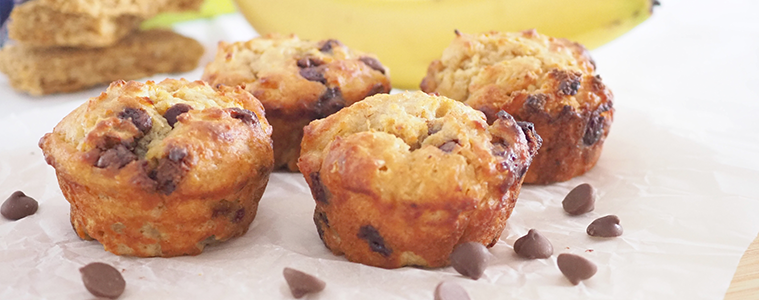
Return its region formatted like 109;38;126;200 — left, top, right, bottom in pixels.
235;0;657;89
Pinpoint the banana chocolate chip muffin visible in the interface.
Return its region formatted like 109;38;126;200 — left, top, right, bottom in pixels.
202;33;392;171
298;92;541;269
421;30;614;184
39;79;274;257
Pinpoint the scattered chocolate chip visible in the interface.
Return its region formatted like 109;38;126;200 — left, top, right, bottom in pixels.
557;253;597;285
583;113;605;146
439;141;458;153
513;229;553;259
562;183;596;215
308;172;330;204
357;225;392;257
319;39;342;52
227;107;258;125
434;281;471;300
314;87;345;118
79;262;126;299
587;215;623;237
296;57;323;68
283;267;326;299
1;191;38;220
358;56;386;74
96;144;137;169
299;67;327;84
449;242;490;280
163;103;192;127
118;107;152;134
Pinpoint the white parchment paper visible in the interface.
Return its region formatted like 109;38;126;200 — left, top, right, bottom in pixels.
2;1;759;299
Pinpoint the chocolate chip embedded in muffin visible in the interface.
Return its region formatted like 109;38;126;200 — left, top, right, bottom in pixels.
203;33;392;171
421;30;614;184
118;107;152;134
358;225;392;257
298;92;540;268
163;103;193;127
39;79;274;257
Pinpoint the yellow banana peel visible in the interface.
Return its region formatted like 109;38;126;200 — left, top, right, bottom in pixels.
235;0;657;89
141;0;238;29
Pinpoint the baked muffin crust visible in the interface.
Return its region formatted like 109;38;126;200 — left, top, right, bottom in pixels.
39;79;274;257
298;91;540;268
203;33;391;171
421;30;614;184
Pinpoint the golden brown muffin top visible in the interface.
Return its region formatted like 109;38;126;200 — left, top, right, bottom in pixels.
421;30;602;114
299;91;540;206
202;33;390;118
40;79;271;195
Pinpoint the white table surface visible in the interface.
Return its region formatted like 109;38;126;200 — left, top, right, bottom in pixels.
1;0;759;299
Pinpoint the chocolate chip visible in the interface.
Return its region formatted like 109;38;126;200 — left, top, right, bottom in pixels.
583;113;605;146
516;121;541;153
513;229;553;259
562;183;596;215
283;267;326;299
167;147;187;162
299;67;327;84
149;157;185;195
557;253;597;285
358;56;386;74
96;144;137;169
439;141;458;153
1;191;38;220
163;103;192;127
79;262;126;299
357;225;392;257
314;87;345;118
296;57;323;68
227;107;258;125
118;107;152;134
449;242;490;280
308;172;330;204
524;94;547;111
587;215;623;237
233;208;245;223
434;281;471;300
552;70;582;96
313;209;329;242
319;39;342;52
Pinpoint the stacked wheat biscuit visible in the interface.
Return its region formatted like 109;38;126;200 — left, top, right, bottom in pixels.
0;0;205;96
